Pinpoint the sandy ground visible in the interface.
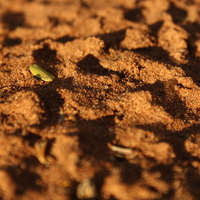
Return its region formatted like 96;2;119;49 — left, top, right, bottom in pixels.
1;0;200;199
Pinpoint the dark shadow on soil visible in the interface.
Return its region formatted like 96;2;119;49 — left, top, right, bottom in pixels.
121;2;200;87
94;22;191;86
23;132;42;147
30;43;65;126
5;156;44;195
70;114;143;199
122;0;145;23
55;35;76;44
124;7;144;23
31;83;66;126
41;0;51;5
131;79;198;120
108;195;118;200
75;115;115;161
97;29;128;52
32;43;61;67
136;122;200;199
166;2;187;24
33;35;76;45
48;17;60;27
1;11;25;31
132;46;174;65
80;0;90;9
87;169;111;200
165;1;200;86
149;21;164;40
76;54;125;79
131;44;200;88
77;54;111;76
149;164;174;184
3;37;22;47
118;162;142;184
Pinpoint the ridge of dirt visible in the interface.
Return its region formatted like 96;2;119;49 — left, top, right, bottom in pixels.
1;0;200;200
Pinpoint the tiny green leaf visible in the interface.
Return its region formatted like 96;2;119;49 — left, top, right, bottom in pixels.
29;64;55;82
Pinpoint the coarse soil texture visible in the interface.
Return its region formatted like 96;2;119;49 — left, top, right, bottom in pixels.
1;0;200;199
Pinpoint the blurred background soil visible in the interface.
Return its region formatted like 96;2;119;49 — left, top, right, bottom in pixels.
1;0;200;199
